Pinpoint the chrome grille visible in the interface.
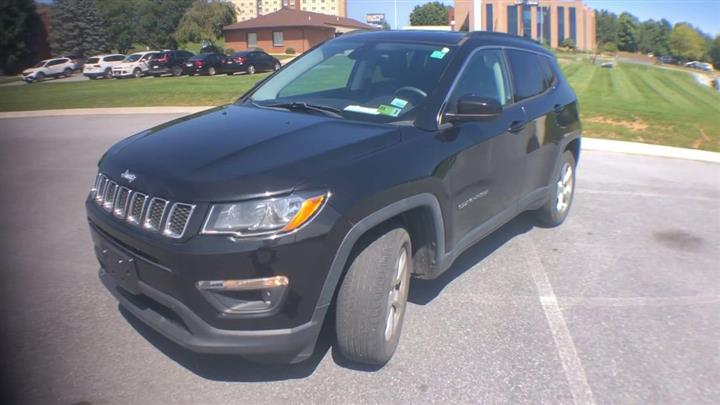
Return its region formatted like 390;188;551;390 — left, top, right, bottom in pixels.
113;187;131;218
103;182;118;211
127;193;147;225
163;203;195;238
91;173;195;238
143;198;168;232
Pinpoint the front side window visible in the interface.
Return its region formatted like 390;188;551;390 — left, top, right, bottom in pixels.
247;32;257;48
506;50;546;102
273;31;284;47
247;40;456;124
445;49;511;113
124;54;142;62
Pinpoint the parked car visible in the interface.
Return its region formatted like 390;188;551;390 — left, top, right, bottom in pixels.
224;50;281;75
83;54;127;79
656;55;675;65
684;61;700;69
184;53;226;76
87;30;581;366
199;44;223;54
147;50;195;77
112;51;158;78
695;62;715;72
20;57;76;83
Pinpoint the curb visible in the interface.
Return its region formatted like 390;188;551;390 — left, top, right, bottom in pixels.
0;106;214;119
582;138;719;164
1;107;718;164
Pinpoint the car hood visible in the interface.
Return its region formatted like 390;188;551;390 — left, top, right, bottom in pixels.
22;68;40;75
100;104;402;202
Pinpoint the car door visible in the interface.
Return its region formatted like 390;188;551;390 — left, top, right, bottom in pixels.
504;49;560;203
46;59;63;75
442;48;527;245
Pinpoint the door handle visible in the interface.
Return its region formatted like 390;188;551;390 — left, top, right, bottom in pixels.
554;104;566;114
509;120;526;133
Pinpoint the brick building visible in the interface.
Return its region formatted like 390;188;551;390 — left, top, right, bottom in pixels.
454;0;596;51
228;0;347;22
223;8;372;54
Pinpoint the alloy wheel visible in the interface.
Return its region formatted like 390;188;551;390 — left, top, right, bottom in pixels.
385;246;409;341
556;162;574;213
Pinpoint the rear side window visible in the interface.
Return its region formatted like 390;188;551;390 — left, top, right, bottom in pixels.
505;50;546;102
538;56;556;89
86;57;100;64
47;59;65;66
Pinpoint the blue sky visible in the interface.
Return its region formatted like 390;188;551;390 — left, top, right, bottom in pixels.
348;0;720;36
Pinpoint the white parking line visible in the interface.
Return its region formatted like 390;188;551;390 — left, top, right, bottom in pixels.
522;235;597;405
577;188;719;202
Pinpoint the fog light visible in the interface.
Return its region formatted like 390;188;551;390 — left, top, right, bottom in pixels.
196;276;289;316
196;275;288;291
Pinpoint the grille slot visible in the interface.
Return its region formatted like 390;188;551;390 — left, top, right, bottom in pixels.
113;187;131;218
143;198;168;232
163;203;196;238
103;182;118;211
127;193;148;225
91;173;195;238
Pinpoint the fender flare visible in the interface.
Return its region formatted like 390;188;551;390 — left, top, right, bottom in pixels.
315;193;446;308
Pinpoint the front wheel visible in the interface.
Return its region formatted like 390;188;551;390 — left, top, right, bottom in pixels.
336;226;412;365
273;62;281;71
171;66;183;77
133;68;142;78
207;66;216;76
534;150;576;226
63;68;73;77
104;68;112;79
247;64;255;75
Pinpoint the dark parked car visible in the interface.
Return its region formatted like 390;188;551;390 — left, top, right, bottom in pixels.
224;50;281;75
184;53;225;76
87;31;581;366
656;55;675;65
148;50;195;77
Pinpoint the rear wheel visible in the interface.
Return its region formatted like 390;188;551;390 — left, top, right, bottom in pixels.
63;68;73;77
273;62;281;71
104;68;112;79
336;226;411;365
35;72;45;82
534;150;576;226
247;64;256;75
208;66;217;76
171;66;183;76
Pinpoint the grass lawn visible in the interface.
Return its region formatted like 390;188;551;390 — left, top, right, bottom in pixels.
0;76;20;85
0;74;269;111
562;60;720;151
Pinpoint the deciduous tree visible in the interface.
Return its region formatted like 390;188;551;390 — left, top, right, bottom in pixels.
174;0;236;44
97;0;138;54
617;12;639;52
409;2;450;26
669;23;706;61
136;0;193;49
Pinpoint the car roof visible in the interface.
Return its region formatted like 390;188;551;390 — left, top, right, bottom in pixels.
334;30;551;55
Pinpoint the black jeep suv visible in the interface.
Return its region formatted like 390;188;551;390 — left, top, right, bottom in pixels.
87;31;581;366
147;50;195;77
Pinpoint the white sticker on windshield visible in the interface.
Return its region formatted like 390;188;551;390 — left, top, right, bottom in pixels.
344;105;379;115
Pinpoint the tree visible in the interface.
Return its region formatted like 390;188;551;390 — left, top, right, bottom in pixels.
380;20;391;31
669;23;706;61
136;0;193;49
560;38;576;50
409;2;450;26
97;0;138;54
50;0;109;56
637;19;671;56
0;0;35;73
174;0;236;44
595;10;618;47
709;35;720;68
616;12;639;52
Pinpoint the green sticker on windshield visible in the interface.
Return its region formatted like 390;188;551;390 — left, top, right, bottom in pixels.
430;47;450;59
377;104;401;117
390;98;408;109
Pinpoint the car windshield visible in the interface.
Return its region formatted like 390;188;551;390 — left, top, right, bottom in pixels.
124;54;142;62
246;40;456;124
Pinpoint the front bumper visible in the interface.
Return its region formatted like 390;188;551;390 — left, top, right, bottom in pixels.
87;196;349;361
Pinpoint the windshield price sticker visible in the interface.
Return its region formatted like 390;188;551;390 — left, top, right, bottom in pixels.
377;105;402;117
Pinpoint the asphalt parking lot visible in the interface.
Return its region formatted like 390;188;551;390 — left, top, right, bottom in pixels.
0;114;718;404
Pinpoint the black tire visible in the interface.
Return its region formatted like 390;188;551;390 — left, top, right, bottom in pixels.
273;62;281;71
63;68;73;77
208;66;217;76
247;64;255;75
133;68;142;78
104;68;112;79
534;150;577;227
171;66;183;77
35;72;45;82
336;226;412;365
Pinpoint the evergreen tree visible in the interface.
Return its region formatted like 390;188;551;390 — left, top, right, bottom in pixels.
616;12;639;52
595;10;618;48
0;0;36;73
50;0;109;56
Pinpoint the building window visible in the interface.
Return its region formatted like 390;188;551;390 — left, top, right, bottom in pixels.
507;5;518;36
536;6;550;45
485;4;493;32
273;31;284;47
569;7;577;43
521;4;532;38
558;7;565;43
247;32;257;48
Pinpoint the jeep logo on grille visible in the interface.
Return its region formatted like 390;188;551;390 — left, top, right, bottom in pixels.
121;169;137;183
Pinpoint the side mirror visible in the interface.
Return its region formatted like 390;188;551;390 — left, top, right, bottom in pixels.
445;95;502;122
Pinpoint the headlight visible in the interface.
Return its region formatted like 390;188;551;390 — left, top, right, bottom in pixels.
201;193;328;237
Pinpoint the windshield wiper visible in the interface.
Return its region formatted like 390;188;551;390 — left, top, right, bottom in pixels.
262;102;344;119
